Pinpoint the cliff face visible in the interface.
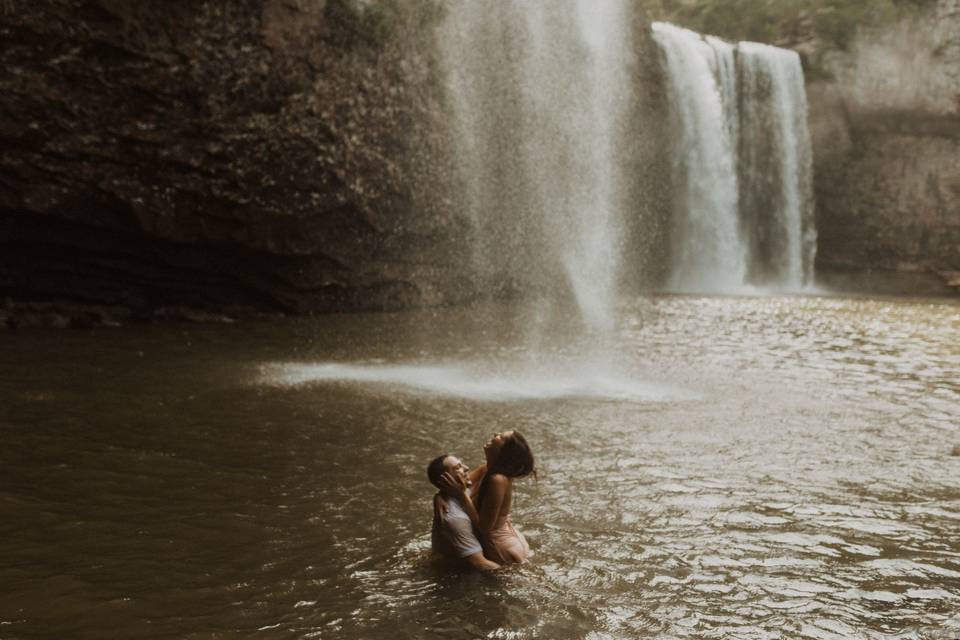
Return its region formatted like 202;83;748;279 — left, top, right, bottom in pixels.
3;1;956;326
0;0;467;325
806;0;960;291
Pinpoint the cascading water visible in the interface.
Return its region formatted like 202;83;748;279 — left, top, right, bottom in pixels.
442;11;815;305
652;23;745;292
440;0;632;332
706;35;739;153
262;13;819;404
738;42;817;287
651;22;817;291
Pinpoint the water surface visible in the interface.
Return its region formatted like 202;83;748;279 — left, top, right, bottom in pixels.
1;295;958;639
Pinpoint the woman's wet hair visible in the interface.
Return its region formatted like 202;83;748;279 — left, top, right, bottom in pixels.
477;431;535;509
490;431;535;479
427;454;452;489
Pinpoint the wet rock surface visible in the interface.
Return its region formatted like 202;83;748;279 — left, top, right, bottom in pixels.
2;0;957;326
0;0;469;325
806;0;960;292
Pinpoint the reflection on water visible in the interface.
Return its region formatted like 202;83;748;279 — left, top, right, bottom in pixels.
0;295;958;639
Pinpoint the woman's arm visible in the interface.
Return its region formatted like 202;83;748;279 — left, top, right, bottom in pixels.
468;463;487;501
458;492;482;529
477;474;508;534
468;463;487;487
438;472;481;528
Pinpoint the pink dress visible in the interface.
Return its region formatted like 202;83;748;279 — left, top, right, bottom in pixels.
484;515;530;564
472;468;531;564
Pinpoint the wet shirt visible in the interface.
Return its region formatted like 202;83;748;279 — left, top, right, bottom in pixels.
431;497;483;559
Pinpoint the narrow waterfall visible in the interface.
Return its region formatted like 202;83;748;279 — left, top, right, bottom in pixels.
440;0;632;332
651;23;817;291
652;23;745;292
738;43;817;287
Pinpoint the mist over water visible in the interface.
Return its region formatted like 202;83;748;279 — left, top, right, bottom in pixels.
262;361;697;403
440;0;633;333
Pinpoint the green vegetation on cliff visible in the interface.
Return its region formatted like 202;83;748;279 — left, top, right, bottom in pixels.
644;0;938;49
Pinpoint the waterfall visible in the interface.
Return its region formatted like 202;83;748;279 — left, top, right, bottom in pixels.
706;36;739;150
651;23;745;292
738;43;817;287
440;10;816;307
651;23;817;292
440;0;632;332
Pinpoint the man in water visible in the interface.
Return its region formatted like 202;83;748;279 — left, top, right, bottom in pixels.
427;454;499;571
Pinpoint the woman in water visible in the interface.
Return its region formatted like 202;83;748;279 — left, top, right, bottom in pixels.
471;430;536;565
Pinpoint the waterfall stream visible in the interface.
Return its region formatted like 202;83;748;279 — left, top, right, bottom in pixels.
440;0;632;332
441;11;817;319
652;23;745;292
738;42;818;287
652;22;817;291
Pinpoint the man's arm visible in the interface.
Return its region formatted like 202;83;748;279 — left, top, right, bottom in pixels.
463;551;500;571
438;504;498;570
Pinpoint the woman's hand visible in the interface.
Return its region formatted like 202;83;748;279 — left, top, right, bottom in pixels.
439;472;483;529
438;471;468;499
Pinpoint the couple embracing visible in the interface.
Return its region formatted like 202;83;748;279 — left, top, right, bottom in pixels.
427;431;536;571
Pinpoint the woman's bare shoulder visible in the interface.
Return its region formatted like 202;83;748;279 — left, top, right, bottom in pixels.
486;473;510;488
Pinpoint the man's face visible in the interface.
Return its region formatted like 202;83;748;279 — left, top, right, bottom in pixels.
443;456;471;487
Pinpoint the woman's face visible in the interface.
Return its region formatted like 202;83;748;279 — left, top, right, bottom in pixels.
484;430;513;461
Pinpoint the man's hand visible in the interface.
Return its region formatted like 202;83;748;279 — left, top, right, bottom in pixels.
464;551;500;571
438;471;468;498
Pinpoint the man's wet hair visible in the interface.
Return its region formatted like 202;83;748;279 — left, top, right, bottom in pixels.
427;454;452;489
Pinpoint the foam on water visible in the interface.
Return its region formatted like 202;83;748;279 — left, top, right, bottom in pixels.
260;362;696;403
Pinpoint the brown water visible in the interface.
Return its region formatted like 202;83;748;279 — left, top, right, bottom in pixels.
1;295;958;639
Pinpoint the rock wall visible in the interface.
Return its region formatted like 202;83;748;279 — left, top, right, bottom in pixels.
807;0;960;292
0;0;468;326
3;0;956;326
626;15;674;292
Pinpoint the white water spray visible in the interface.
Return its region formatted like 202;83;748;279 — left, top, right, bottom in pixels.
441;0;632;332
262;362;696;403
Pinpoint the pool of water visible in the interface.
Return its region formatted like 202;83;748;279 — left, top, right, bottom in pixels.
1;295;958;639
